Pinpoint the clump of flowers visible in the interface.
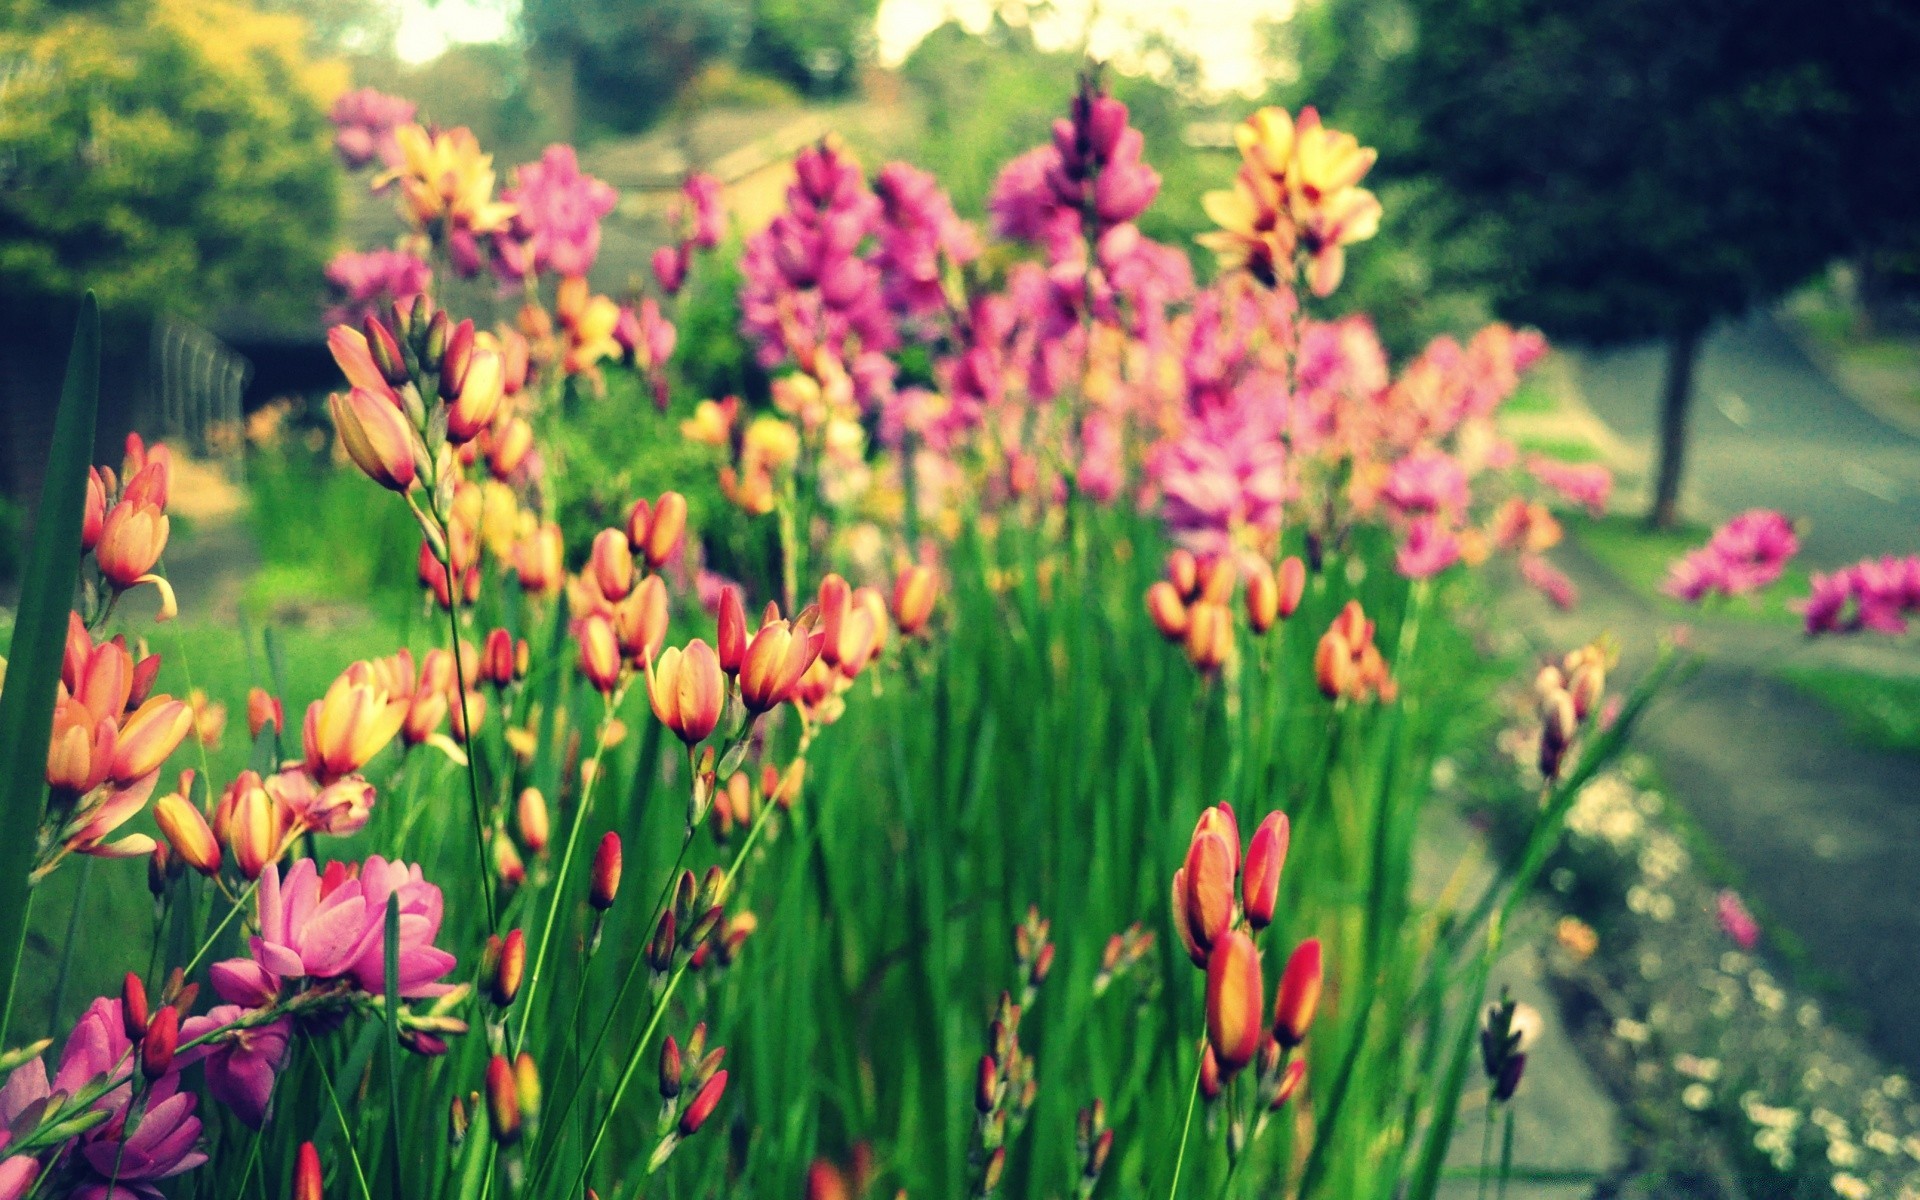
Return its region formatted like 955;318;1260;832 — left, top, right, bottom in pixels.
329;87;416;170
493;145;618;282
1799;553;1920;635
324;248;433;328
1663;509;1800;602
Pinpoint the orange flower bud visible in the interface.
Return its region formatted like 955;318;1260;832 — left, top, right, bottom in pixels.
1166;549;1199;600
488;416;534;479
154;791;220;875
363;314;409;388
302;665;408;783
447;347;504;446
481;629;518;688
855;587;890;660
96;502;171;589
122;972;150;1040
1145;580;1189;642
1270;1057;1306;1109
678;1069;728;1137
578;613;623;693
891;564;937;636
1185;601;1232;672
834;606;881;679
1273;937;1323;1048
659;1035;683;1098
1205;930;1263;1074
1194;802;1241;875
589;528;635;602
1170;868;1206;966
111;697;192;784
647;640;726;745
230;781;282;880
329;389;418;493
806;1162;852;1200
491;928;526;1007
642;491;688;568
486;1054;521;1145
515;522;565;599
1330;599;1370;649
440;318;475;399
1314;629;1354;699
516;787;549;854
1199;1044;1223;1101
817;575;852;668
294;1142;323;1200
590;831;622;910
47;698;115;795
716;587;747;674
976;1054;999;1113
1277;555;1306;619
1182;830;1236;957
141;1005;178;1081
1245;563;1280;634
1241;811;1289;930
738;618;821;713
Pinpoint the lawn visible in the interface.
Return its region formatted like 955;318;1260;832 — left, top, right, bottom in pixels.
1561;513;1810;625
1776;665;1920;755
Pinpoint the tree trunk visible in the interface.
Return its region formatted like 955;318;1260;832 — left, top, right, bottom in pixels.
1648;324;1704;530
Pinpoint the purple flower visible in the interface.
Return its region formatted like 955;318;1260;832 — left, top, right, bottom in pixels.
1715;889;1759;951
496;145;618;280
1663;509;1799;603
873;162;979;327
329;88;415;170
989;147;1082;261
1157;415;1291;552
683;172;725;249
75;1075;206;1200
1395;515;1461;579
1382;449;1469;517
989;81;1158;262
180;1007;291;1129
323;250;432;329
652;243;689;296
233;855;454;998
1519;555;1579;610
1799;553;1920;635
1526;457;1611;517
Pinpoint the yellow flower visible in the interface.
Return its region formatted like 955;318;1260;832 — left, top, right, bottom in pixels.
743;416;800;475
680;398;736;447
381;124;516;237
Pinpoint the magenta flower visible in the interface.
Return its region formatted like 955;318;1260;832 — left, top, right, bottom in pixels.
1382;449;1470;517
1799;553;1920;635
989;147;1082;261
53;997;135;1102
1157;416;1291;553
683;172;725;249
1518;555;1579;610
324;250;432;329
237;856;453;997
329;88;415;170
75;1075;206;1200
1663;509;1799;603
351;856;458;997
496;145;618;280
1395;515;1461;579
180;1007;291;1129
873;162;979;327
0;1156;36;1200
1525;457;1612;517
267;769;374;838
987;83;1159;262
1715;889;1760;951
652;243;689;296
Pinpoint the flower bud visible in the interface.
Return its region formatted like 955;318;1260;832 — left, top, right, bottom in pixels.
246;687;283;740
1246;563;1280;634
230;781;282;880
716;586;747;674
1145;580;1189;641
486;1054;521;1145
294;1141;323;1200
816;575;852;668
329;389;418;492
154;791;221;875
1181;830;1235;957
1277;555;1306;619
1270;1056;1307;1110
647;640;726;745
363;315;409;388
515;787;549;854
514;1051;541;1119
981;1146;1005;1195
659;1035;683;1098
614;574;671;666
481;629;516;688
589;528;636;602
1273;937;1324;1048
590;832;622;910
122;973;150;1041
891;564;937;636
82;468;106;552
738;619;821;713
491;928;526;1007
1166;549;1199;599
439;319;475;401
1185;601;1232;672
577;613;622;693
648;909;677;973
641;492;688;568
111;697;192;785
141;1005;178;1080
1205;930;1263;1074
1241;811;1289;930
678;1069;727;1136
1315;629;1354;700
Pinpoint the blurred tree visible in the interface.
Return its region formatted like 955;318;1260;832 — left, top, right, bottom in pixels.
740;0;878;96
520;0;747;136
1382;0;1918;526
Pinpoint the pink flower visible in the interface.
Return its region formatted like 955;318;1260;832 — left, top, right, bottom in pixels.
75;1075;206;1200
181;1007;291;1129
329;88;415;170
0;1156;37;1200
1663;509;1799;603
873;162;978;327
324;250;432;329
350;856;457;997
496;145;618;280
1382;449;1469;517
1799;553;1920;635
267;769;374;838
1526;457;1611;517
987;83;1159;261
683;172;725;249
1518;555;1579;610
652;243;689;296
1157;418;1291;551
1395;515;1461;579
248;858;383;983
989;147;1082;261
1715;889;1759;951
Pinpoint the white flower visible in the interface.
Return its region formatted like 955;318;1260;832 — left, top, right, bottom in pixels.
1831;1171;1870;1200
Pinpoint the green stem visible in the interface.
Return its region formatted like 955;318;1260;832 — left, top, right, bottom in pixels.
181;879;260;977
1165;1045;1203;1200
0;889;36;1047
1497;1105;1515;1200
45;858;91;1038
1477;1102;1494;1200
311;1038;375;1200
444;578;499;933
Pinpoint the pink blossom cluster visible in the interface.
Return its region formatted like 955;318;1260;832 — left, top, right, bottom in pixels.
1715;888;1760;950
324;249;432;328
987;79;1159;263
1526;457;1611;517
616;297;678;410
652;172;726;297
494;145;619;282
1663;509;1799;603
1800;553;1920;635
0;998;205;1200
329;88;415;170
872;162;979;328
739;141;896;404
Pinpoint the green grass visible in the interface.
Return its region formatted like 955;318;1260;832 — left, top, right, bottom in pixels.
1512;434;1605;464
1563;513;1810;625
1502;378;1559;416
1776;665;1920;755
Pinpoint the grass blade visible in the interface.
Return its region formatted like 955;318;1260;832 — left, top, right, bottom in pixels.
0;293;99;1044
383;894;406;1198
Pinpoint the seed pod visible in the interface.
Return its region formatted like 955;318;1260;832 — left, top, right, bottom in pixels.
678;1069;728;1137
589;832;622;910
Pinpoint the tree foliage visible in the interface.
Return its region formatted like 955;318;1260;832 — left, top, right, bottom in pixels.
0;0;342;326
520;0;749;134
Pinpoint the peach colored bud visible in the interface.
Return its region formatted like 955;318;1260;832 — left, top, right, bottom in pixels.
1199;1044;1223;1101
1166;548;1199;599
82;468;106;551
47;699;115;795
329;389;418;493
129;652;161;709
589;528;635;602
230;782;282;880
294;1142;322;1200
491;928;526;1007
1145;580;1188;642
1205;930;1263;1074
402;686;448;747
488;416;534;479
448;689;485;743
1330;599;1370;648
855;587;890;659
481;629;517;688
589;831;622;910
514;522;565;598
516;787;549;854
578;613;622;693
1194;803;1241;875
440;318;475;398
1277;556;1306;618
624;497;653;550
612;574;670;666
678;1069;727;1136
111;697;191;784
835;606;881;679
1241;812;1289;930
891;564;937;636
96;502;171;589
363;314;409;387
1197;556;1236;607
716;587;747;674
154;792;220;875
806;1162;852;1200
817;575;852;667
448;349;504;446
246;688;284;741
1185;601;1232;672
642;491;688;568
1245;563;1280;634
659;1035;683;1098
738;618;821;713
648;640;726;745
1315;629;1354;699
1170;868;1205;966
141;1006;178;1081
1182;831;1235;957
486;1054;521;1145
1273;937;1323;1048
122;973;150;1040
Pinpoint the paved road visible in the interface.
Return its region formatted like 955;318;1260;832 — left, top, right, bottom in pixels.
1575;313;1920;566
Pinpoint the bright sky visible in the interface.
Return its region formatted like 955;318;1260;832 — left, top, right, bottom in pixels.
394;0;1292;96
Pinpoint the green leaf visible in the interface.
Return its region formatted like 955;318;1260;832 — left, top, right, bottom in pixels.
383;894;406;1198
0;294;99;1044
